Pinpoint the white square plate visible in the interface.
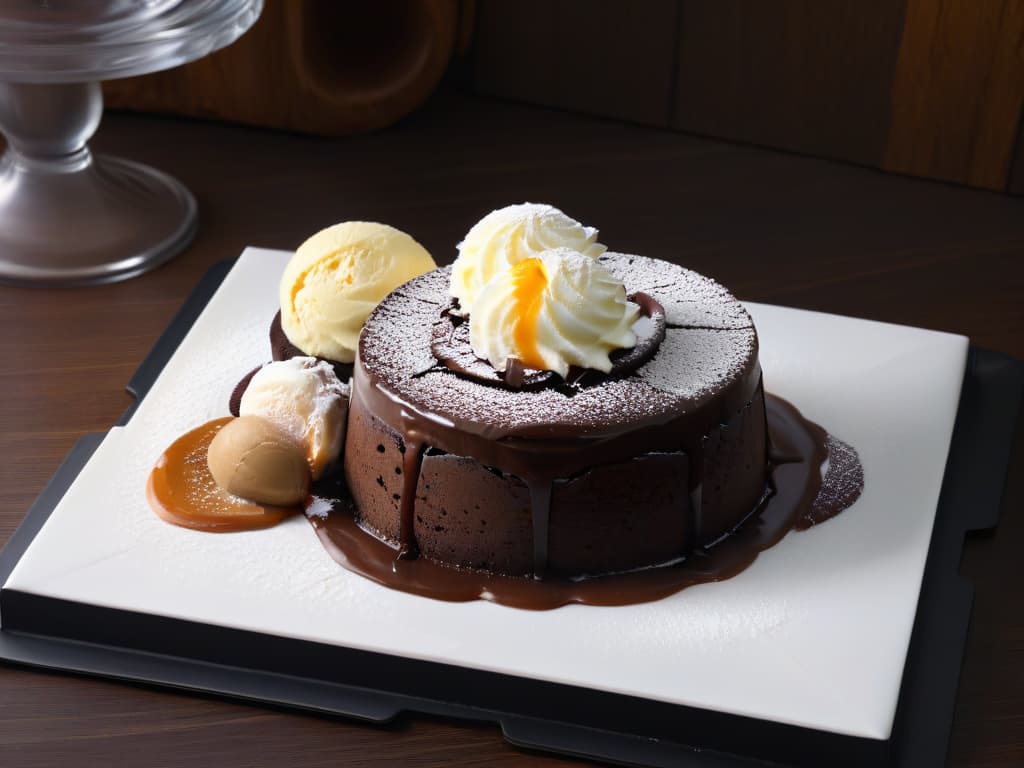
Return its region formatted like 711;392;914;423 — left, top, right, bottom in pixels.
2;248;968;741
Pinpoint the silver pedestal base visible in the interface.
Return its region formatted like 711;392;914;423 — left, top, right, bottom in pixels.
0;0;261;286
0;150;197;285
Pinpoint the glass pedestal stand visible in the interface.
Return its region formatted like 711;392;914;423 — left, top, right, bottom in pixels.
0;0;261;285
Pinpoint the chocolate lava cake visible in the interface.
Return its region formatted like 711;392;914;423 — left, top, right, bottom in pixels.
343;252;768;580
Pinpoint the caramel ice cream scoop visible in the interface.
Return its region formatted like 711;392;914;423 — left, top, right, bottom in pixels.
207;415;310;506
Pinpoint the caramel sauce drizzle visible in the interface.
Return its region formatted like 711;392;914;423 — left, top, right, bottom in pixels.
147;417;297;532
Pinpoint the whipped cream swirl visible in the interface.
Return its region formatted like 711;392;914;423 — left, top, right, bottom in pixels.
470;248;639;378
451;203;605;315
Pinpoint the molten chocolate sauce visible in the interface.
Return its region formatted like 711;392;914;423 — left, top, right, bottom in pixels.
356;302;761;579
398;438;426;558
305;395;863;609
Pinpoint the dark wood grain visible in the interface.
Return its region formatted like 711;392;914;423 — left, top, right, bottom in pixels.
1006;88;1024;197
673;0;907;168
884;0;1024;191
104;0;463;137
1;91;1023;767
473;0;679;125
473;1;1024;192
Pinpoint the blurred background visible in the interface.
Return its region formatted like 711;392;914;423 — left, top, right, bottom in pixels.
103;0;1024;194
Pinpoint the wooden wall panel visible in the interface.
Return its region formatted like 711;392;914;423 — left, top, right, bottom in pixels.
1009;113;1024;196
472;0;679;126
104;1;1024;192
883;0;1024;190
471;0;1024;192
104;0;461;137
671;1;907;168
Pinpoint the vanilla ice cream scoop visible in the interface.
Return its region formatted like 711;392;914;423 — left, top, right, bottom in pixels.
451;203;605;315
239;357;348;479
280;222;437;363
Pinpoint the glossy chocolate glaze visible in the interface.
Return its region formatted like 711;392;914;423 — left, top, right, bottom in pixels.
354;266;759;469
424;289;669;577
350;261;762;578
307;394;862;609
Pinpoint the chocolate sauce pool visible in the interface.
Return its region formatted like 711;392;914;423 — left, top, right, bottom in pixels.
222;260;863;607
304;394;863;610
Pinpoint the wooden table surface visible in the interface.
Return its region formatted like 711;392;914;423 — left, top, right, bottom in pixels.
0;91;1021;767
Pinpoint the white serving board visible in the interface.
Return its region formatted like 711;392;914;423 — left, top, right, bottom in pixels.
3;248;968;741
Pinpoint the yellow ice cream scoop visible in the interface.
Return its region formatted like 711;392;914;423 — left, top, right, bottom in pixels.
279;222;436;363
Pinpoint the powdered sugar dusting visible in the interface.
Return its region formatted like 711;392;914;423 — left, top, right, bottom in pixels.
359;267;449;379
599;252;753;330
401;372;669;434
358;262;759;435
638;328;756;399
802;435;865;528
